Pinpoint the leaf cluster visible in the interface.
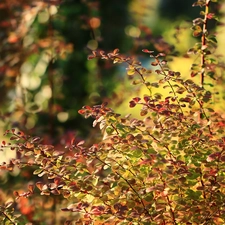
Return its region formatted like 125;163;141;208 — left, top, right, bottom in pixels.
0;0;225;224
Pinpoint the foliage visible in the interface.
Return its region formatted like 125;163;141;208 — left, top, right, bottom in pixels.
1;0;225;224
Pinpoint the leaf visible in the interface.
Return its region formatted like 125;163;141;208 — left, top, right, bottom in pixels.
180;97;191;103
24;142;34;149
151;82;159;88
207;13;215;19
206;152;221;162
127;69;135;75
63;190;71;198
129;101;136;108
142;49;154;54
193;17;204;25
28;184;34;193
192;25;202;37
31;136;41;143
203;91;212;103
151;61;158;66
105;126;114;135
132;97;141;103
140;109;148;116
186;189;202;200
10;136;19;141
77;140;85;146
5;201;14;208
88;55;95;60
176;87;186;94
132;79;141;85
113;58;122;64
113;48;119;54
207;34;217;44
33;169;43;175
158;53;166;57
93;115;104;127
53;150;64;157
213;218;224;225
161;60;167;65
36;182;44;190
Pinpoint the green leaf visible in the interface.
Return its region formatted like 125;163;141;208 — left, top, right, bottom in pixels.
113;58;122;64
186;189;202;200
207;34;217;43
33;168;43;175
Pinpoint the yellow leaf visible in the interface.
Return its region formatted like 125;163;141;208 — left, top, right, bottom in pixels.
127;69;135;75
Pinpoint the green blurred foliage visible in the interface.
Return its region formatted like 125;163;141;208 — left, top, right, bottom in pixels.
158;0;199;20
0;0;133;142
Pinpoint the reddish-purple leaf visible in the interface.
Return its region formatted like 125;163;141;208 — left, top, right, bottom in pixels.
133;97;141;103
129;101;136;108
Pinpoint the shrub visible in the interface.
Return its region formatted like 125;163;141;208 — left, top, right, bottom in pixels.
1;0;225;224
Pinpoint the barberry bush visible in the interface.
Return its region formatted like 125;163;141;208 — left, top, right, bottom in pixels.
1;0;225;224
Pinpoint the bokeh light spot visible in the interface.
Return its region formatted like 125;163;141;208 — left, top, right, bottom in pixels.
89;17;101;29
57;112;69;123
87;40;98;50
38;10;49;23
125;25;141;38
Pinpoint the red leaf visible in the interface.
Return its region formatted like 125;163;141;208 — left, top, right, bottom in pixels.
142;49;154;54
14;191;19;197
129;101;136;108
217;122;225;127
113;48;119;54
78;109;85;114
90;207;102;215
144;96;150;102
139;159;151;165
133;97;141;103
84;105;92;110
54;177;62;185
207;13;214;19
191;71;198;77
99;50;105;55
88;55;95;60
